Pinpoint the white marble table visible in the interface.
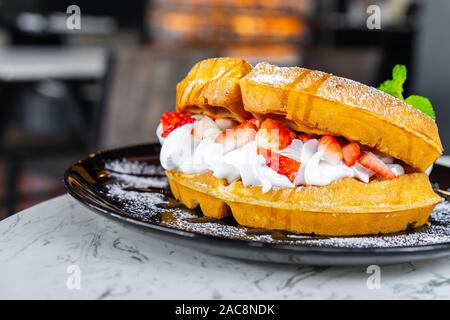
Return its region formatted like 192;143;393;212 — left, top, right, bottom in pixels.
2;194;450;300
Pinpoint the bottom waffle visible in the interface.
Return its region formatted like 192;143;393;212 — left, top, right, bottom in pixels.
166;170;443;236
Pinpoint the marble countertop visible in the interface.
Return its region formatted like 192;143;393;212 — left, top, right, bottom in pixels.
2;194;450;299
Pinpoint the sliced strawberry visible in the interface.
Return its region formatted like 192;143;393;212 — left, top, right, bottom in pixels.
192;116;221;139
215;119;258;149
256;118;296;151
160;112;195;138
258;147;300;182
342;142;361;167
247;118;260;128
215;118;238;130
298;133;315;142
358;151;396;180
318;135;343;165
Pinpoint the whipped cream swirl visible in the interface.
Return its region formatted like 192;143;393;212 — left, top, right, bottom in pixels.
158;116;404;193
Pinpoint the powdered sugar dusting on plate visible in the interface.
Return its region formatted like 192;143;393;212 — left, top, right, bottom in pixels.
105;159;167;188
108;173;168;189
105;184;167;222
105;159;165;176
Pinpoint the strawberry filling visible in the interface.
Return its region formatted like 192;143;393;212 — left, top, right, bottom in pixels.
160;112;195;138
159;113;401;184
215;119;258;147
318;135;343;165
257;147;300;182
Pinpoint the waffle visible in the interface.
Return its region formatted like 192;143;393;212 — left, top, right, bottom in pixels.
166;57;444;236
239;62;442;172
167;170;442;236
176;57;253;122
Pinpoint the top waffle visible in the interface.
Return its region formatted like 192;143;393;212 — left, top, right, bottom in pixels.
176;58;443;172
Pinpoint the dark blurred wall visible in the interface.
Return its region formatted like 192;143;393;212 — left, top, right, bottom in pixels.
414;0;450;152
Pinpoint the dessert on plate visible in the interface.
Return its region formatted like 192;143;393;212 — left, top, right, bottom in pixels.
156;57;443;236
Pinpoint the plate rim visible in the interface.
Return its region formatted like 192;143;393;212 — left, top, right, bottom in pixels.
64;142;450;256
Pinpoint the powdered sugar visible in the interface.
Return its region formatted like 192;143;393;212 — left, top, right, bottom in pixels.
105;159;165;176
105;159;167;188
105;184;166;222
108;172;168;189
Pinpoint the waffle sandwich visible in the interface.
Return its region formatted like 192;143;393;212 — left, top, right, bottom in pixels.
158;57;443;236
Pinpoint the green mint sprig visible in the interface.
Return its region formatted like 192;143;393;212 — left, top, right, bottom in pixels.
378;64;436;120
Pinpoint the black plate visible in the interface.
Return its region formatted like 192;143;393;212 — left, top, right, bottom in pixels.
64;143;450;266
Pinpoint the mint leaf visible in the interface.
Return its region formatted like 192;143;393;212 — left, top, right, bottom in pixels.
377;64;407;99
405;95;436;120
378;64;436;120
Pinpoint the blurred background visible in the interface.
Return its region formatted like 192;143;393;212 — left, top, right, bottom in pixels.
0;0;448;219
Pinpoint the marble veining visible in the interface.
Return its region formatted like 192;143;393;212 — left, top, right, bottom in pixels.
1;195;450;299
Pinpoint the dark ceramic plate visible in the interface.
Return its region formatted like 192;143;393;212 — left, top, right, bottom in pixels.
64;143;450;266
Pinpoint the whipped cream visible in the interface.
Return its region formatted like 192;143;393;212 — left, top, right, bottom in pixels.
158;116;405;193
219;141;293;193
158;121;292;192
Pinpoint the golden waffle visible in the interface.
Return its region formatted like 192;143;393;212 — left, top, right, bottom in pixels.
167;171;442;236
176;57;253;122
239;62;443;172
165;57;444;236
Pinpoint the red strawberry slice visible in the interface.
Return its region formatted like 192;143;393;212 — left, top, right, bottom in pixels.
247;118;260;128
256;118;296;151
215;118;238;130
318;135;343;164
358;151;396;180
192;116;220;139
215;119;258;149
298;133;315;142
342;142;361;167
160;112;195;138
258;147;300;182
